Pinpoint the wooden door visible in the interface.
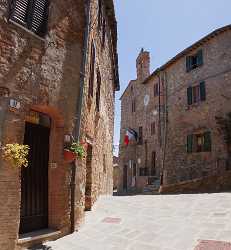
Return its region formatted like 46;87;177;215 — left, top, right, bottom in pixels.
123;165;128;190
19;122;50;234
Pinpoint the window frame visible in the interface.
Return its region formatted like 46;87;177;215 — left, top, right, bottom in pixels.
186;49;203;72
187;131;212;153
9;0;49;38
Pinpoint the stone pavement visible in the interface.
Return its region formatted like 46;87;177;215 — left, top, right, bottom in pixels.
42;193;231;250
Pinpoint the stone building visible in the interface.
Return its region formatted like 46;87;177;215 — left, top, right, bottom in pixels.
118;49;162;193
119;25;231;193
0;0;119;249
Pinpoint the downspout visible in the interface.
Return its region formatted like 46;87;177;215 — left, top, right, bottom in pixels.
160;71;168;187
70;0;90;233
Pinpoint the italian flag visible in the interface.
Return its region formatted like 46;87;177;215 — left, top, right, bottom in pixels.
124;128;137;146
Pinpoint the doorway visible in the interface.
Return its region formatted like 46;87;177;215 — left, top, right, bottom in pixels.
123;165;128;190
19;120;50;234
85;144;93;211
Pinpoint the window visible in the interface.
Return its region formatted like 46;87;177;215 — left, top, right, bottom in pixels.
96;71;101;112
133;163;136;177
102;18;106;48
187;81;206;105
154;83;159;97
139;167;148;176
132;99;136;113
151;151;156;176
187;131;211;153
98;0;102;29
186;49;203;72
103;154;106;173
10;0;49;37
138;126;143;144
88;42;95;98
151;122;155;135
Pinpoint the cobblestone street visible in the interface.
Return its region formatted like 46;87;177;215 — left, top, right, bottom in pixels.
40;193;231;250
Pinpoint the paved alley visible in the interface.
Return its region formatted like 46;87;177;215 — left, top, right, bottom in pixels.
42;193;231;250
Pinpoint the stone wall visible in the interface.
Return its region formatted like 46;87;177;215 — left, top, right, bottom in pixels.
118;50;164;193
0;0;118;249
164;29;231;185
160;170;231;194
79;0;117;210
119;26;231;193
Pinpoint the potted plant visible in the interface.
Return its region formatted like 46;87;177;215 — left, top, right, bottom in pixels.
64;141;85;163
2;143;30;168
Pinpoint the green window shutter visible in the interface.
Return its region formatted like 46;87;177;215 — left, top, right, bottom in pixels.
200;81;206;101
204;131;211;152
197;49;203;66
187;87;193;105
187;134;193;153
186;56;191;72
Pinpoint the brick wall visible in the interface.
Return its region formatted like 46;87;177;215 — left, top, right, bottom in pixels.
164;29;231;185
160;170;231;194
0;0;118;249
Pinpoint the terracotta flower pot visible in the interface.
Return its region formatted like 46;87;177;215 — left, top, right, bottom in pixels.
64;150;76;163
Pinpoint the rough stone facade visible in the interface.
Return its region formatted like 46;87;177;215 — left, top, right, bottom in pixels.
118;25;231;193
118;50;163;193
0;0;119;249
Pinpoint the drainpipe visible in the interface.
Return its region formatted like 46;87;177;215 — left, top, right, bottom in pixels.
160;71;168;188
70;0;90;233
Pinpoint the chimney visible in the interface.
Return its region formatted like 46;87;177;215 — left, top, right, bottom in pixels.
136;48;150;81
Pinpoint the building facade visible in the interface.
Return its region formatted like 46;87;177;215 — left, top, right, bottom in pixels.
0;0;119;249
119;25;231;193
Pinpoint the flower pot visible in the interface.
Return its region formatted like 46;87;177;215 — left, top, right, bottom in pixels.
64;150;76;163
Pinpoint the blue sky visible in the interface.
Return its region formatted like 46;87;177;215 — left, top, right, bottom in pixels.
113;0;231;155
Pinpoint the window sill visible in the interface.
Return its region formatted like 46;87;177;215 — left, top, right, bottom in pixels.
186;64;203;73
186;101;206;110
8;19;46;43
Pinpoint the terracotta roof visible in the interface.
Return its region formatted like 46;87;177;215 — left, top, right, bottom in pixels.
143;24;231;84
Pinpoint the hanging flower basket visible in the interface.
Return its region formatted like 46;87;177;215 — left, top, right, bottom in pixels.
2;143;30;168
64;149;77;163
64;141;86;163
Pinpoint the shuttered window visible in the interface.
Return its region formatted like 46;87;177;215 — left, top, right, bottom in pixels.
187;131;211;153
204;131;211;152
187;134;193;153
186;49;203;72
10;0;49;37
200;81;206;101
187;81;206;105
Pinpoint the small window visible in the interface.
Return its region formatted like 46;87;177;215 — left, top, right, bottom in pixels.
151;151;156;176
186;49;203;72
88;42;95;98
132;99;136;113
102;18;106;47
138;126;143;144
139;167;148;176
133;163;136;177
151;122;155;135
154;83;159;97
187;81;206;105
98;0;102;29
10;0;49;37
96;71;101;112
187;131;211;153
103;154;106;173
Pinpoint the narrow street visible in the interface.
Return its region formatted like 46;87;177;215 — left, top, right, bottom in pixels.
41;193;231;250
